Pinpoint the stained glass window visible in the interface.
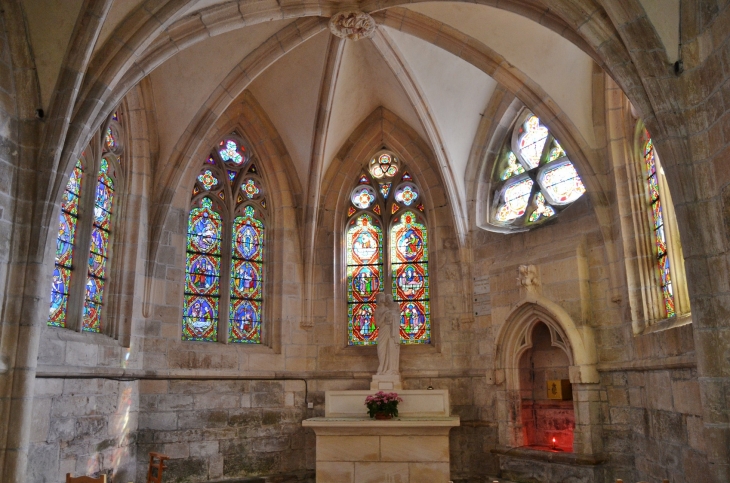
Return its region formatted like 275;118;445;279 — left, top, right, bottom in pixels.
490;111;585;229
183;198;222;341
219;139;246;165
540;161;586;205
643;131;675;317
496;178;533;222
184;134;266;343
369;152;399;179
48;110;124;335
347;213;383;345
391;212;430;344
346;152;430;345
230;206;264;343
49;160;84;328
516;115;549;169
82;159;115;332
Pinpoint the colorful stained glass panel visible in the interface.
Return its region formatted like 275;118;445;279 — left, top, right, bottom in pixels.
347;213;383;346
351;186;376;209
243;179;261;199
394;184;418;206
182;295;218;341
186;253;220;296
349;303;378;345
501;152;525;180
229;206;264;343
197;170;219;191
540;162;586;204
495;178;533;222
229;298;261;343
390;212;430;344
219;140;244;165
517;116;549;169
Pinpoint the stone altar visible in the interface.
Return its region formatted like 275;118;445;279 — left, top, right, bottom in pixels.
303;389;460;483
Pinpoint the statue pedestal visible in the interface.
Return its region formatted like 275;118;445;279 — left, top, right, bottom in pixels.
303;390;459;483
370;374;402;390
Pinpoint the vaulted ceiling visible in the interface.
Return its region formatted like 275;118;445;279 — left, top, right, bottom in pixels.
21;0;681;228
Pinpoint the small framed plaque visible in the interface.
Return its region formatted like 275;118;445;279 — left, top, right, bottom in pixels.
546;379;572;400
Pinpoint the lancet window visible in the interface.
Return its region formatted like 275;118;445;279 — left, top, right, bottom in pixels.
183;135;266;344
490;112;586;228
48;111;124;333
346;151;430;346
637;127;689;321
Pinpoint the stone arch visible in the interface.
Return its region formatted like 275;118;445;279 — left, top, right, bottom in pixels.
145;89;302;353
313;106;468;371
493;281;600;453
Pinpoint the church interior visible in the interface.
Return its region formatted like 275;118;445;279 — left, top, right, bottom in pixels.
1;1;729;482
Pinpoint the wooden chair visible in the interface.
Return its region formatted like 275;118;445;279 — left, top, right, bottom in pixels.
66;474;107;483
147;452;170;483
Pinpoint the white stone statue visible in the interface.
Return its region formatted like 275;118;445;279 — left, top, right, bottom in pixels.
375;292;401;375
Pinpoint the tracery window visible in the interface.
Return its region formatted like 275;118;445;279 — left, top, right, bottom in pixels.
346;150;430;346
490;112;585;228
183;135;266;343
48;111;124;333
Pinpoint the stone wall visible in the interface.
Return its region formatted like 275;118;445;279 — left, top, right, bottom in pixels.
135;379;311;483
28;378;138;483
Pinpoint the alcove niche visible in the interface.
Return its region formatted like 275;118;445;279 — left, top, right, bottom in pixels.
519;322;574;451
494;281;601;458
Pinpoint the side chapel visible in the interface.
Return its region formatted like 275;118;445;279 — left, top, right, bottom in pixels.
0;1;729;483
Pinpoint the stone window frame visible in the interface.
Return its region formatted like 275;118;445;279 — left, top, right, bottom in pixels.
625;118;691;334
47;109;129;341
182;132;272;346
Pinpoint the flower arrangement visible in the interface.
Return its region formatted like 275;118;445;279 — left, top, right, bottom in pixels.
365;391;403;419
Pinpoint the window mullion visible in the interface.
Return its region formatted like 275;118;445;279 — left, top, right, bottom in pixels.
219;220;232;344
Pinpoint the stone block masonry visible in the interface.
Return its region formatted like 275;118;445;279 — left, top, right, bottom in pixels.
135;379;310;483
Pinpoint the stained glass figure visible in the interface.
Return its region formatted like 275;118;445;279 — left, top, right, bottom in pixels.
527;192;556;223
82;159;115;332
49;160;84;328
197;169;219;191
243;179;261;199
394;184;418;206
379;183;392;199
369;152;399;178
183;198;221;341
230;205;264;343
516;116;549;169
501;152;525;180
219;139;245;165
644;131;675;317
104;127;117;152
391;203;400;215
390;212;430;344
347;213;383;345
540;162;586;205
373;205;381;215
495;178;533;222
351;186;377;209
348;206;357;217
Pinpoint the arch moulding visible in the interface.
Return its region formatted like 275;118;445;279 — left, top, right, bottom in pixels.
494;271;599;388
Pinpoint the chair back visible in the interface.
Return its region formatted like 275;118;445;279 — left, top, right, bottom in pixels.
66;474;107;483
147;452;170;483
